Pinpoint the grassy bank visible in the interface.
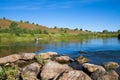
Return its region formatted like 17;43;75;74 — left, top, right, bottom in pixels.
0;32;119;43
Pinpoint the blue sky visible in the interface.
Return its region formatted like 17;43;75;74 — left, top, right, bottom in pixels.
0;0;120;32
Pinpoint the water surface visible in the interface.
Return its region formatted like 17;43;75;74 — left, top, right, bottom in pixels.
0;38;120;64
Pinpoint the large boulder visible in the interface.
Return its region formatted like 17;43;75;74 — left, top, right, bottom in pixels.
91;66;106;80
40;61;72;80
19;53;36;60
0;54;21;64
102;62;119;70
55;56;71;63
21;62;41;80
76;56;89;64
97;70;119;80
0;53;36;64
82;63;106;73
82;63;98;73
59;70;92;80
38;52;58;59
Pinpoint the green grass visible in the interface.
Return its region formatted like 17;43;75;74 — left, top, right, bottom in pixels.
0;32;119;44
0;33;34;42
3;65;20;80
0;67;6;80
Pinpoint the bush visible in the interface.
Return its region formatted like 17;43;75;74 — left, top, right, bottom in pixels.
0;67;6;80
43;30;48;34
3;65;20;80
36;55;44;65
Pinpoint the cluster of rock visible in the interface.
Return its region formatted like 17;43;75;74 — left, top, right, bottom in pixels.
0;52;119;80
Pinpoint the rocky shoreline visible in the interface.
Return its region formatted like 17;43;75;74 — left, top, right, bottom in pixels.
0;52;119;80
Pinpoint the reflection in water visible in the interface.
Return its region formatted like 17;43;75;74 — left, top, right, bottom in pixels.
0;41;42;58
0;38;120;64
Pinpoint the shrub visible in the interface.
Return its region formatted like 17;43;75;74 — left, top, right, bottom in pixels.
3;65;20;80
0;67;6;80
36;55;44;65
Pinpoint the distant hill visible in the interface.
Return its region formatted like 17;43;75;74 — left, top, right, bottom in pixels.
0;18;90;34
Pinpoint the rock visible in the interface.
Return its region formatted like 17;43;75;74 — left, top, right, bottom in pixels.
97;70;119;80
83;63;106;73
19;53;36;60
55;56;71;63
59;70;92;80
0;54;21;64
0;53;36;64
79;50;87;54
82;63;98;73
76;56;89;64
38;52;58;59
40;61;72;80
96;65;106;73
14;59;36;68
102;62;119;70
91;66;106;80
21;62;41;80
91;70;105;80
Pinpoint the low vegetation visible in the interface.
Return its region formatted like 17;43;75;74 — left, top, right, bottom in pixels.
0;17;120;42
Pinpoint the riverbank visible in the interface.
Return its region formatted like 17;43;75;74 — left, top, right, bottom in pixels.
0;33;118;43
0;52;119;80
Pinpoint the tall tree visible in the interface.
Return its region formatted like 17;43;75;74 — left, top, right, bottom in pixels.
118;29;120;33
103;30;108;33
9;22;20;36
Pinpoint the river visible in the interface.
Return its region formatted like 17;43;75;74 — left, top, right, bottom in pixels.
0;37;120;64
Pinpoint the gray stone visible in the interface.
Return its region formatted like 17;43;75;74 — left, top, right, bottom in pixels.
19;53;36;60
102;62;119;70
21;62;41;80
97;70;119;80
0;54;21;64
40;61;72;80
82;63;98;72
59;70;92;80
38;52;58;59
55;56;71;63
76;56;89;64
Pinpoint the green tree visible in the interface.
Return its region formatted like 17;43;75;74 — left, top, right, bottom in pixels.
20;20;23;23
85;30;88;32
74;28;78;31
64;30;67;33
118;29;120;33
9;22;18;28
32;22;34;25
80;28;83;31
43;30;48;34
9;22;20;36
36;24;39;26
24;21;29;24
103;30;108;33
3;17;6;20
54;26;57;29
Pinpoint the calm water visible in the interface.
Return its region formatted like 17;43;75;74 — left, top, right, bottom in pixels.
0;38;120;64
